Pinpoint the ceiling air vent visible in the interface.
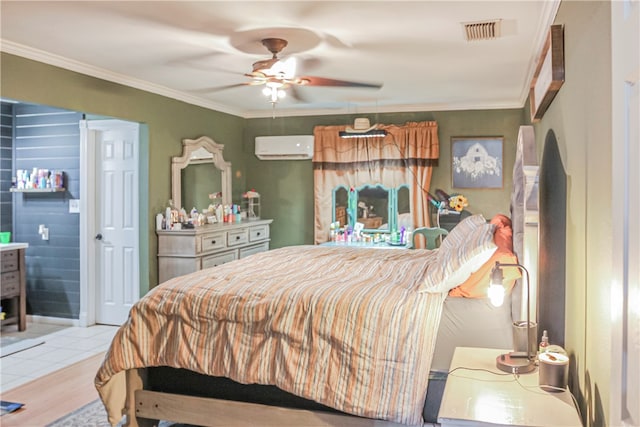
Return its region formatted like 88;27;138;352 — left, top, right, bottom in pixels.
463;19;502;41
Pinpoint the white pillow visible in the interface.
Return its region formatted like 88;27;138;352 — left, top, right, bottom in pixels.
439;214;487;253
421;222;497;293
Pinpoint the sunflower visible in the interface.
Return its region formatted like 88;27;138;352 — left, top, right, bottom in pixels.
449;194;468;212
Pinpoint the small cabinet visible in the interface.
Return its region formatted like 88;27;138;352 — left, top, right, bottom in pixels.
157;219;273;283
1;244;28;331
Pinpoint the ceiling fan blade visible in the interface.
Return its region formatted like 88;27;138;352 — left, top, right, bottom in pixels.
295;76;382;89
289;86;310;103
252;57;280;73
193;83;251;93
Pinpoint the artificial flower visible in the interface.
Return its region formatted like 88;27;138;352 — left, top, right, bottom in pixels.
449;194;468;212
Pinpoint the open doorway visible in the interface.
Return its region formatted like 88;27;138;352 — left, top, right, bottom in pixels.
0;99;147;327
80;119;142;326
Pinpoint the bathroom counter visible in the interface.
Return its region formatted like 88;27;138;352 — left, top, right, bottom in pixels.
0;243;29;252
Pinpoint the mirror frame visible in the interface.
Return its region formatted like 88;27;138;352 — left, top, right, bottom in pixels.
331;183;412;233
332;185;350;226
393;184;411;232
171;136;232;209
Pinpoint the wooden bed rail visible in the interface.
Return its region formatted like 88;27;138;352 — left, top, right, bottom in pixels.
124;368;405;427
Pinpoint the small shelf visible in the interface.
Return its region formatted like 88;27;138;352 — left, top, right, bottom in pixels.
10;187;65;193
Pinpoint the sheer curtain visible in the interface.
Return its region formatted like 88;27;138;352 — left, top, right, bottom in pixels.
313;121;439;244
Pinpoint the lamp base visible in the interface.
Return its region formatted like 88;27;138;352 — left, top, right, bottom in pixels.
496;353;536;374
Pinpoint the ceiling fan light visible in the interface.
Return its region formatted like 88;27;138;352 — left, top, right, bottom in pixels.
262;87;272;97
277;90;286;99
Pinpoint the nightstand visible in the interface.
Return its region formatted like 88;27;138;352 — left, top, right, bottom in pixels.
438;347;582;427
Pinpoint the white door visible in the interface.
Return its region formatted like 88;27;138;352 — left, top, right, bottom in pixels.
611;1;640;426
81;120;140;326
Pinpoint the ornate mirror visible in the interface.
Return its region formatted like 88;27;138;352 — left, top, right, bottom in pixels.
171;136;232;209
330;183;412;232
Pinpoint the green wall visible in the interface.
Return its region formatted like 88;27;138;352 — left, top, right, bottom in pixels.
1;53;247;290
1;54;527;288
244;110;526;248
531;2;612;426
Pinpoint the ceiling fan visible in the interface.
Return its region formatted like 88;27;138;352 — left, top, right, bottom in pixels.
233;38;383;105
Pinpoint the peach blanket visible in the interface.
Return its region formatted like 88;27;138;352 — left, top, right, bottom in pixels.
95;245;447;426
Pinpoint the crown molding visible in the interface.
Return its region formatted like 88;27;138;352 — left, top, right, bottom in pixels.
517;0;562;108
242;99;525;119
2;36;537;120
0;39;245;118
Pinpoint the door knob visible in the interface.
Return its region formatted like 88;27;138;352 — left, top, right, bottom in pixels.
95;233;103;240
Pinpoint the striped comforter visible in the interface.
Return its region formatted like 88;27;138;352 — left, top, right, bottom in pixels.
95;245;447;426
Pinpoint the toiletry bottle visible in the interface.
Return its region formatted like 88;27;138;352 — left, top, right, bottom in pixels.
539;330;549;355
165;206;172;229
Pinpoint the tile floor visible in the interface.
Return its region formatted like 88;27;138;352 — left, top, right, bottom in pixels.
0;322;119;393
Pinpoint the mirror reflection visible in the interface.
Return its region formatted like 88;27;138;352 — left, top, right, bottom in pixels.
357;185;388;230
396;186;412;229
334;186;349;227
182;164;222;211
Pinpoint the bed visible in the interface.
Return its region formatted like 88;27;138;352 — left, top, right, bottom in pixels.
95;126;542;427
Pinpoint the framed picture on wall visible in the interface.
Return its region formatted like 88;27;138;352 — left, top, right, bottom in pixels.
451;137;503;189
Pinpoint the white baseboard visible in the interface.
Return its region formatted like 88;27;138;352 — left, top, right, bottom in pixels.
27;315;82;327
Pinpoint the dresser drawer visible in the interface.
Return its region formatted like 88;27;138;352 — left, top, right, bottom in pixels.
201;251;237;269
239;242;269;259
227;229;248;247
200;231;226;252
249;225;269;242
1;250;18;272
1;271;20;297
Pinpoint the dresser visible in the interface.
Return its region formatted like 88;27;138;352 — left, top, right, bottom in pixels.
1;243;28;331
157;219;273;283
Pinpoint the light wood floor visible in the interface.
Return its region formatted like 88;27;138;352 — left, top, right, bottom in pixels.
1;351;106;426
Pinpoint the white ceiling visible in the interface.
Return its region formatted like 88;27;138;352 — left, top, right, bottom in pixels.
0;1;560;119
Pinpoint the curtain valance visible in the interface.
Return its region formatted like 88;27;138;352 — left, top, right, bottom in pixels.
312;121;439;165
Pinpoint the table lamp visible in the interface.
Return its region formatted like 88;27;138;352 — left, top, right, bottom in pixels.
488;261;537;374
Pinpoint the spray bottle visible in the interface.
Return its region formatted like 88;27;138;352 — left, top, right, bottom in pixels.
539;330;549;356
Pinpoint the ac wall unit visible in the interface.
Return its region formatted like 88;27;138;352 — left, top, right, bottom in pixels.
255;135;314;160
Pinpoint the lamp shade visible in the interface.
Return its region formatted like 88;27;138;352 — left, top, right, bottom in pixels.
488;261;506;306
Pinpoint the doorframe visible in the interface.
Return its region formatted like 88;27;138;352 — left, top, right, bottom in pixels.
78;119;148;327
610;1;639;426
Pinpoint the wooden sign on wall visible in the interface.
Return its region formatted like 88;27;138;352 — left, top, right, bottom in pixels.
529;24;565;122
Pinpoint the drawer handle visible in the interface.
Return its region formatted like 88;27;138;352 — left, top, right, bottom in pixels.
256;232;261;236
236;236;241;240
211;240;216;245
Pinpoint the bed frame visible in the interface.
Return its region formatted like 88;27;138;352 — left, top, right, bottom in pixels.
120;125;553;427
